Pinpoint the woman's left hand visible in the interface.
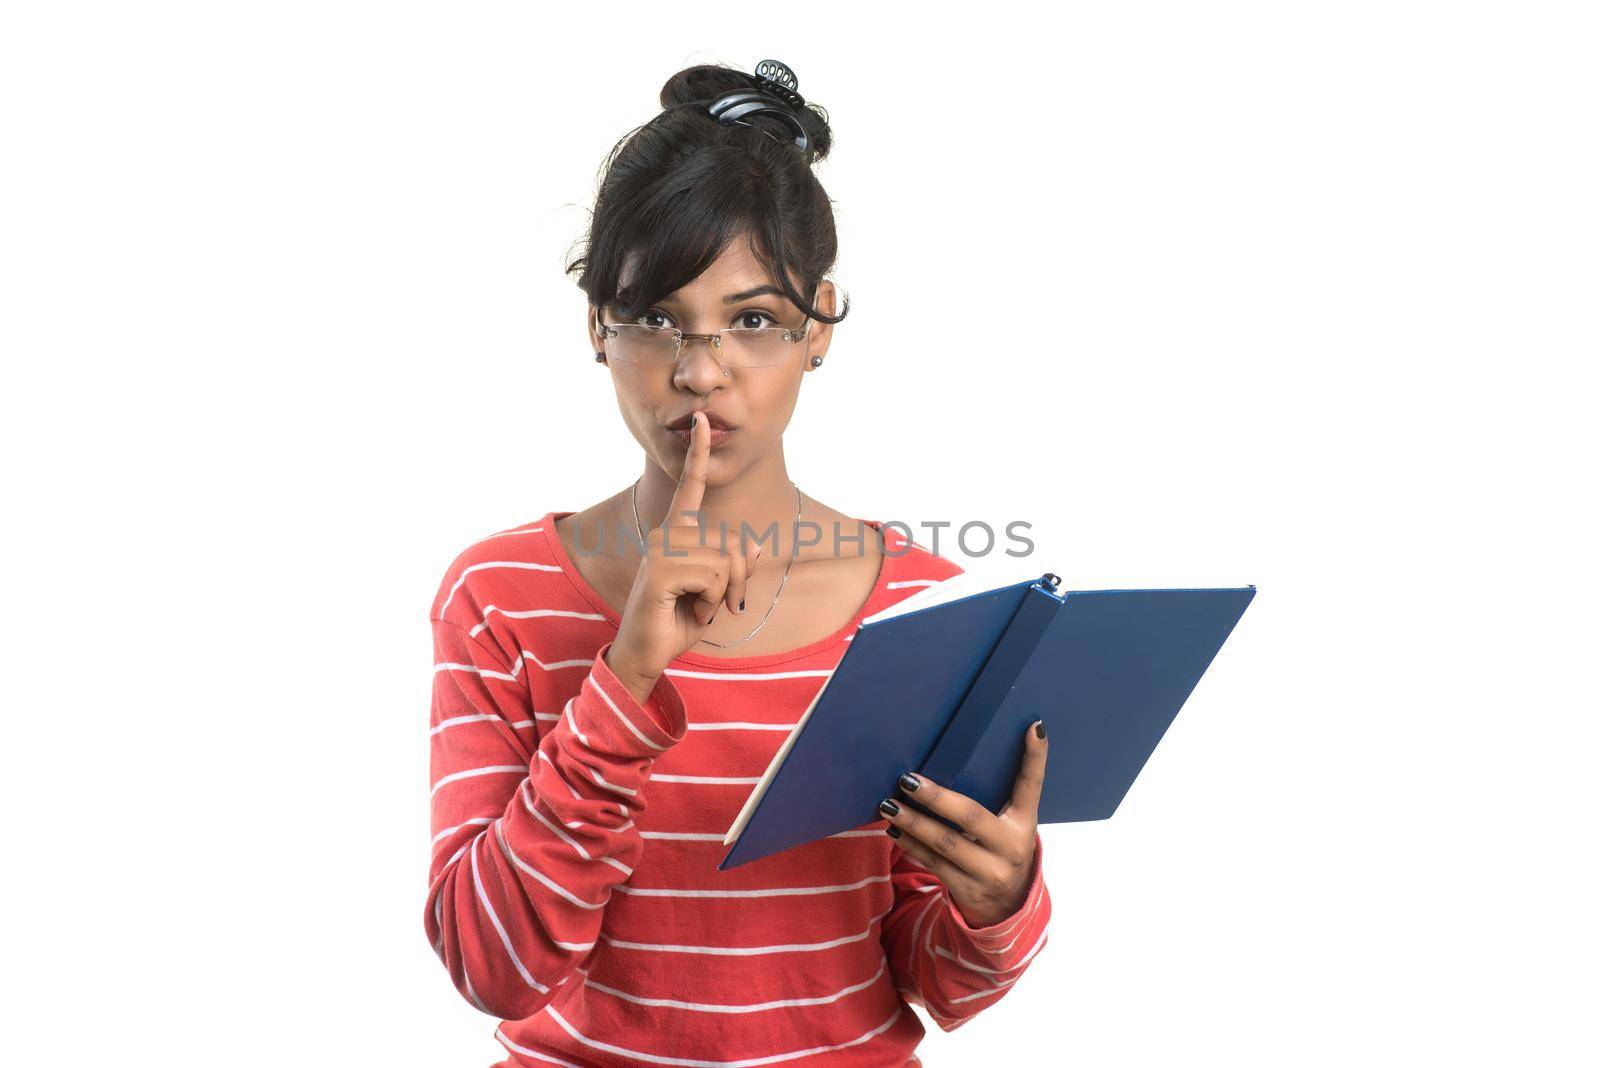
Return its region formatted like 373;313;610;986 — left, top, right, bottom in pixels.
880;719;1048;929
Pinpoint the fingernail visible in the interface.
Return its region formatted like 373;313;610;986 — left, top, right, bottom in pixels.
898;773;920;793
1034;720;1047;739
738;597;745;613
878;798;900;817
886;825;901;838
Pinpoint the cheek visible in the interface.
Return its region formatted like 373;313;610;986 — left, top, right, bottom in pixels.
748;373;804;430
608;375;659;440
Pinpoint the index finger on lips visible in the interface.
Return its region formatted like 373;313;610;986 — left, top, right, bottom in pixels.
664;411;709;530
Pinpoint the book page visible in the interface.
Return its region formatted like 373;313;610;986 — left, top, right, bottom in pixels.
859;568;1013;627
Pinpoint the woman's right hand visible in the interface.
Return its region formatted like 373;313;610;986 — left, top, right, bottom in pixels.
606;411;764;704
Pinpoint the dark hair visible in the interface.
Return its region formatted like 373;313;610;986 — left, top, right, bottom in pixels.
565;63;850;327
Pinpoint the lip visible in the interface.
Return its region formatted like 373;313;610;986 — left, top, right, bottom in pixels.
666;411;736;432
672;424;735;448
665;410;737;449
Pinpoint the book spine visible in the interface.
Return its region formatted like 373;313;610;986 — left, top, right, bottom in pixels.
918;581;1061;789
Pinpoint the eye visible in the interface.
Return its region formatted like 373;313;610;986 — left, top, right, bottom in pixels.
635;309;675;329
732;310;779;330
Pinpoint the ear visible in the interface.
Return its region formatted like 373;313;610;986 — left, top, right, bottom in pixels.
805;280;837;369
587;304;607;363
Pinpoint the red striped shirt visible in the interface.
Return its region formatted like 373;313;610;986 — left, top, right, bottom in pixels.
426;510;1052;1066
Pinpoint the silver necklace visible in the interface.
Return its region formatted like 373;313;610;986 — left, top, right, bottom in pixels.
631;477;804;649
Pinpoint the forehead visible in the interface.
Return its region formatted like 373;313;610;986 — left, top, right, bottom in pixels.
618;239;789;300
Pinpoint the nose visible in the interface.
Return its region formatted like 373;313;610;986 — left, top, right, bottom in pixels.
672;334;732;392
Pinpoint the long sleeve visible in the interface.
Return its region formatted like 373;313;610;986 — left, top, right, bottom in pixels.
424;619;689;1020
881;829;1052;1032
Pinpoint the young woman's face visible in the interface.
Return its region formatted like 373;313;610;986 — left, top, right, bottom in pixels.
587;237;835;486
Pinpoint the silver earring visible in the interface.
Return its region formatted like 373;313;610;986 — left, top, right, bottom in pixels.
595;352;606;363
810;355;823;368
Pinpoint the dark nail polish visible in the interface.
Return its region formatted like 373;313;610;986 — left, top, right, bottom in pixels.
738;597;745;613
898;773;920;793
1035;720;1047;739
878;798;900;818
886;825;901;838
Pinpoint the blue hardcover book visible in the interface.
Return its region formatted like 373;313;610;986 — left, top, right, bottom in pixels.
718;572;1255;871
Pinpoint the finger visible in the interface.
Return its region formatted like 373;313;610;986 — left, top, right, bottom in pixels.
886;824;970;892
726;540;763;615
879;795;991;878
723;537;756;614
664;411;710;530
663;562;724;626
1004;719;1049;820
720;543;746;614
690;551;730;626
894;772;1008;850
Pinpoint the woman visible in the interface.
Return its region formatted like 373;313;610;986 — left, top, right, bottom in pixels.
426;60;1053;1066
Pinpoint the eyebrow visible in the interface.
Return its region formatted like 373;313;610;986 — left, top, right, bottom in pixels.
723;285;790;304
647;284;793;309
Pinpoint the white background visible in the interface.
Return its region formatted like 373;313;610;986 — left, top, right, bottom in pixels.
4;2;1596;1065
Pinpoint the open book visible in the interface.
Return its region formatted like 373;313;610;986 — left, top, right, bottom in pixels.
718;572;1254;871
718;570;1003;853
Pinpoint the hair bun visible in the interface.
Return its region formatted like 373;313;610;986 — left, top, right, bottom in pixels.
659;62;833;162
659;64;755;110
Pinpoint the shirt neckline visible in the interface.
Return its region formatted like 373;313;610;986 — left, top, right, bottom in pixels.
539;509;907;669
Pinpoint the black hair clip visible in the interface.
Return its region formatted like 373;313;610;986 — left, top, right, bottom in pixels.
748;59;805;109
707;58;812;152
